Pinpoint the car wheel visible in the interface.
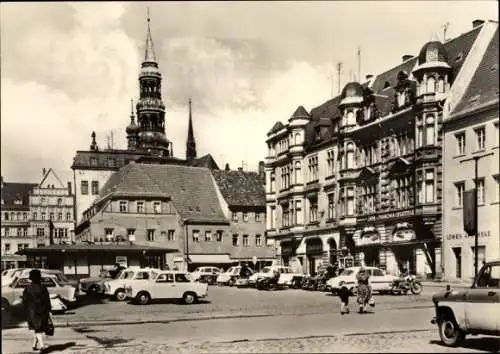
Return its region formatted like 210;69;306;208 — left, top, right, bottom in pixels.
438;314;466;347
228;279;235;287
114;289;127;301
410;281;423;295
183;292;197;305
1;298;10;312
136;291;150;305
88;285;100;295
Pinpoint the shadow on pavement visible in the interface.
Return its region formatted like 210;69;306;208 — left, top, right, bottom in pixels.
430;337;500;353
127;299;211;306
85;335;132;348
2;307;27;329
41;341;76;353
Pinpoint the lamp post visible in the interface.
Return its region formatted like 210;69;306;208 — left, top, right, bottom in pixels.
459;152;493;277
184;219;189;272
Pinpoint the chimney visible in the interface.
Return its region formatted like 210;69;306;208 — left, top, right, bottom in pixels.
225;163;230;171
42;168;46;176
472;19;485;28
402;55;413;62
237;167;243;172
67;182;72;196
365;74;373;80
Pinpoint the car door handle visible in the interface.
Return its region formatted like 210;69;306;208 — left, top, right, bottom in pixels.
488;291;496;296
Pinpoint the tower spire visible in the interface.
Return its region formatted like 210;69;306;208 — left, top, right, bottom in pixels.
144;6;156;63
186;98;197;162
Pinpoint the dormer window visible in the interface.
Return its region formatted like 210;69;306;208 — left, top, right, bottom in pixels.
455;52;463;62
346;111;355;125
397;91;406;107
426;77;435;93
314;127;320;141
437;77;445;93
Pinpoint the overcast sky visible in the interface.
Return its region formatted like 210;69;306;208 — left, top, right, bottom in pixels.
1;1;498;184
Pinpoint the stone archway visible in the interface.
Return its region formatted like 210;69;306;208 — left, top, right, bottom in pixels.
305;238;323;276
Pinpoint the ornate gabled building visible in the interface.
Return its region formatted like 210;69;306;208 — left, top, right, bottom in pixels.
264;19;497;278
71;14;218;224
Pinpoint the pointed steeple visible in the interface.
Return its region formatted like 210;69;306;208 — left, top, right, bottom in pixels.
186;98;197;162
144;7;156;63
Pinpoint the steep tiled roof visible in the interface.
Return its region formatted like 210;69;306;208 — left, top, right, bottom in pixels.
211;170;265;209
1;182;37;210
452;27;499;115
98;163;227;223
267;121;285;136
290;106;310;119
192;154;220;170
71;149;147;170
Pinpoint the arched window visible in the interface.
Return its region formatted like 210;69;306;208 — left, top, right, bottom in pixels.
294;161;301;184
57;198;62;207
346;111;355;126
346;142;355;169
437;78;445;93
294;132;300;145
426;77;435;93
425;115;435;145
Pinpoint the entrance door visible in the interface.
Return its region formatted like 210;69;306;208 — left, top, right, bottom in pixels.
452;247;462;278
308;256;316;276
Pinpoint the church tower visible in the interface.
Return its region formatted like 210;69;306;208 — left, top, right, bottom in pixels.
135;10;171;156
126;99;139;150
186;98;197;162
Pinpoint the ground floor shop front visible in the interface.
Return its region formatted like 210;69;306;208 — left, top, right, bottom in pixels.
169;253;276;272
1;255;29;271
18;244;177;279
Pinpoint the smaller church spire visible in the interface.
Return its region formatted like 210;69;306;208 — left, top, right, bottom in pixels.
130;98;135;119
186;98;197;162
144;7;157;63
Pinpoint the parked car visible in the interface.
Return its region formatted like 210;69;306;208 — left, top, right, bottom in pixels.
216;266;242;286
125;271;208;305
326;266;399;295
14;268;79;289
104;268;160;301
1;268;23;286
431;259;500;347
2;273;77;312
248;266;296;287
79;268;122;295
190;267;221;283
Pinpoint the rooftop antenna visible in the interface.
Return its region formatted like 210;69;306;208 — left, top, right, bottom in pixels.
337;62;342;94
442;22;450;42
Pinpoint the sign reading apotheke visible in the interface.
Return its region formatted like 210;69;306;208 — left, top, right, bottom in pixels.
446;231;491;240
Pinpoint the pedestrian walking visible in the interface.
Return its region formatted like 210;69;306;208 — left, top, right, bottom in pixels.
338;286;350;314
356;267;372;314
22;269;52;353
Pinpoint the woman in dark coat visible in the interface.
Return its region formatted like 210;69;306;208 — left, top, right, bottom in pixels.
22;269;51;352
356;267;372;313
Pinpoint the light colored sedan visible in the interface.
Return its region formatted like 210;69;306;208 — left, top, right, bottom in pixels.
326;266;399;295
2;273;77;311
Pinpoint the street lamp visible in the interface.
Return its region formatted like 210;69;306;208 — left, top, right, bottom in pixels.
459;152;493;277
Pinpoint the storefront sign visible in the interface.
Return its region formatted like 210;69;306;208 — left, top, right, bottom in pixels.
446;231;491;240
115;256;128;267
378;209;414;220
357;232;381;246
392;229;416;242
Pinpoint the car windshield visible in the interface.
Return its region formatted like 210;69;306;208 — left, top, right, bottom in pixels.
51;272;69;283
122;271;135;279
226;267;234;273
340;269;355;276
262;267;271;273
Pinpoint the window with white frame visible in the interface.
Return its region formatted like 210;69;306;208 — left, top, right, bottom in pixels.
295;200;302;224
308;156;318;181
205;230;212;241
360;183;377;214
127;229;135;240
455;132;466;155
232;234;239;246
136;201;144;213
255;234;262;247
91;181;99;195
281;165;291;190
454;182;465;207
270;206;275;229
294;161;301;184
167;230;175;241
282;203;290;227
243;234;249;247
81;181;89;195
475;126;486;150
437;77;445;93
153;201;161;213
493;175;500;202
416;116;423;148
327;192;335;220
308;196;318;223
417;169;435;204
346;142;355;169
232;212;238;222
270;171;276;193
41;212;46;221
425;114;436;145
426;76;435;93
66;212;71;221
327;149;335;176
105;228;114;240
242;212;248;222
346;110;356;125
475;178;485;205
57;212;62;221
347;187;355;215
192;230;200;242
216;230;223;242
495;122;499;147
147;229;156;242
119;201;127;212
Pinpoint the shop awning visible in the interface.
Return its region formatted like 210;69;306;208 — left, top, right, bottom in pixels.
2;255;27;262
17;244;179;255
188;254;234;264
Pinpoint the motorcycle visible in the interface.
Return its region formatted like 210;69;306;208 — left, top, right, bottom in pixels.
390;274;423;295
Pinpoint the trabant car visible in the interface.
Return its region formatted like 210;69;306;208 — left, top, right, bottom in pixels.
326;266;399;295
2;274;77;312
248;266;296;286
125;271;208;305
104;268;159;301
190;267;221;283
431;260;500;346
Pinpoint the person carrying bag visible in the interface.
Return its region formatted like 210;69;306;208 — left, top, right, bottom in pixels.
22;269;52;353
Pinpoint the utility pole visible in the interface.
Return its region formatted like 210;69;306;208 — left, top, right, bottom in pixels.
357;47;361;83
329;74;334;98
460;152;493;277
